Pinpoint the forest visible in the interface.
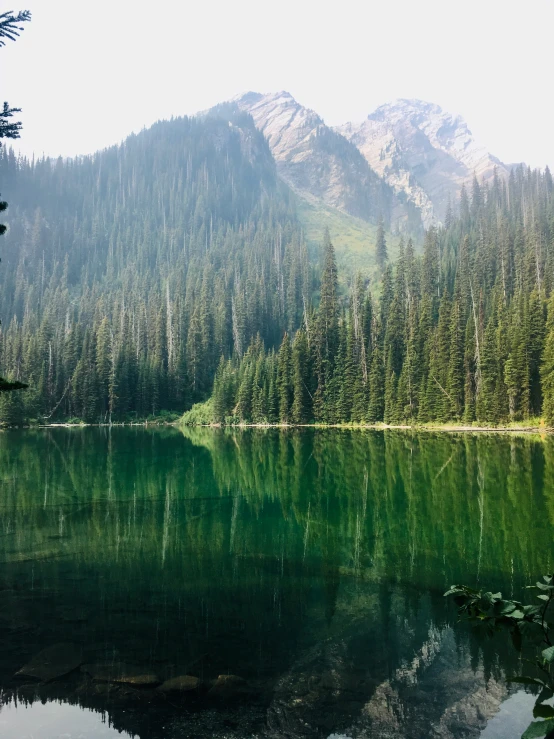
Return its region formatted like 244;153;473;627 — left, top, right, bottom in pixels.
1;106;554;427
0;109;312;424
205;166;554;426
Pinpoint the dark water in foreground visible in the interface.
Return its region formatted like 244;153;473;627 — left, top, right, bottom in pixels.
0;427;553;738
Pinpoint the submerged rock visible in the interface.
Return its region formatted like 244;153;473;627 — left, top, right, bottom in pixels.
207;674;246;699
15;643;83;682
81;662;159;686
157;675;200;693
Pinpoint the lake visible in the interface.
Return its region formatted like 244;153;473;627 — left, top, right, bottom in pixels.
0;427;552;738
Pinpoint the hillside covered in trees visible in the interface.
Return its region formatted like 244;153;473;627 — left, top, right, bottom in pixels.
0;110;313;424
204;166;554;426
2;102;554;428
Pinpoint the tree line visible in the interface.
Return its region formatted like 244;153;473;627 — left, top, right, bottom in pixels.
205;165;554;426
0;111;312;423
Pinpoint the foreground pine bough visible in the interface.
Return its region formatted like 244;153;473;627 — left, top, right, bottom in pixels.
445;577;554;738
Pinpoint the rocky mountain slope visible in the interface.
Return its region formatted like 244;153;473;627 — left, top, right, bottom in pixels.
337;99;511;225
219;92;512;230
228;91;422;233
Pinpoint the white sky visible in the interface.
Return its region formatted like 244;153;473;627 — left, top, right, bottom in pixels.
2;0;553;168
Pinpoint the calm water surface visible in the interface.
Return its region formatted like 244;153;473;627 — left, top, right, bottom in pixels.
0;427;552;738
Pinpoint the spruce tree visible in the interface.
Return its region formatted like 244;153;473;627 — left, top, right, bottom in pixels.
212;356;228;424
335;322;351;422
447;297;465;419
367;347;385;423
267;355;279;423
313;229;339;419
277;333;292;423
384;354;397;425
375;216;388;270
252;353;267;423
541;294;554;426
477;319;501;423
236;361;254;422
527;289;545;416
291;329;310;424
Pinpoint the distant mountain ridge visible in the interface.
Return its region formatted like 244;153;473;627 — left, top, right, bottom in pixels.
217;92;514;229
337;98;511;225
228;91;422;233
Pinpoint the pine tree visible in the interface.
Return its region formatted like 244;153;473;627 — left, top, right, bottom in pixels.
212;355;228;424
541;294;554;426
384;353;397;425
402;299;420;419
432;292;452;422
291;329;310;424
527;289;545;416
477;319;501;423
277;333;292;423
367;347;385;423
267;355;279;424
375;216;388;270
313;229;339;419
335;322;351;422
447;297;465;419
252;353;267;423
236;361;254;421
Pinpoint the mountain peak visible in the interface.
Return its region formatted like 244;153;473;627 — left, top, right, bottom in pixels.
370;98;444;116
230;91;417;228
213;92;514;230
233;90;297;106
338;98;508;224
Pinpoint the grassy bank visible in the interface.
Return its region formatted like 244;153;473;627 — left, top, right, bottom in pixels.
179;402;550;434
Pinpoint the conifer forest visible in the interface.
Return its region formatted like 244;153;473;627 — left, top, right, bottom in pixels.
210;166;554;427
1;108;553;428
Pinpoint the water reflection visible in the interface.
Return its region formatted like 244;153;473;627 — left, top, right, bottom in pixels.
0;427;552;737
0;700;137;739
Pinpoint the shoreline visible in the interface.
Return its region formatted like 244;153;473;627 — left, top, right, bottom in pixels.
0;420;175;430
1;421;551;435
180;421;552;434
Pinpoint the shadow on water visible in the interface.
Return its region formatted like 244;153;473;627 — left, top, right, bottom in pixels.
0;426;553;737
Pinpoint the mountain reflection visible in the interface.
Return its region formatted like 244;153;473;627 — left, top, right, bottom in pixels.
0;427;552;738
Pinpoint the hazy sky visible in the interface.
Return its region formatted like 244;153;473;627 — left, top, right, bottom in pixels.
2;0;553;168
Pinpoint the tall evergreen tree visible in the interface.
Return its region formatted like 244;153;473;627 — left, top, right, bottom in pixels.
367;346;385;423
277;333;292;423
542;295;554;426
313;229;339;419
291;329;310;424
375;216;388;270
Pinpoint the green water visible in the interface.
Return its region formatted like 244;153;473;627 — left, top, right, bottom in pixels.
0;427;553;738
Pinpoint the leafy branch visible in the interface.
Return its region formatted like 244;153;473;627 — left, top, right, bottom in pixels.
445;576;554;738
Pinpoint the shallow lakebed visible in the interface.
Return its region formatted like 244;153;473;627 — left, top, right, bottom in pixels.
0;426;552;738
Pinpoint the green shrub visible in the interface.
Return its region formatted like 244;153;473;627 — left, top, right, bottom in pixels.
180;399;214;426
